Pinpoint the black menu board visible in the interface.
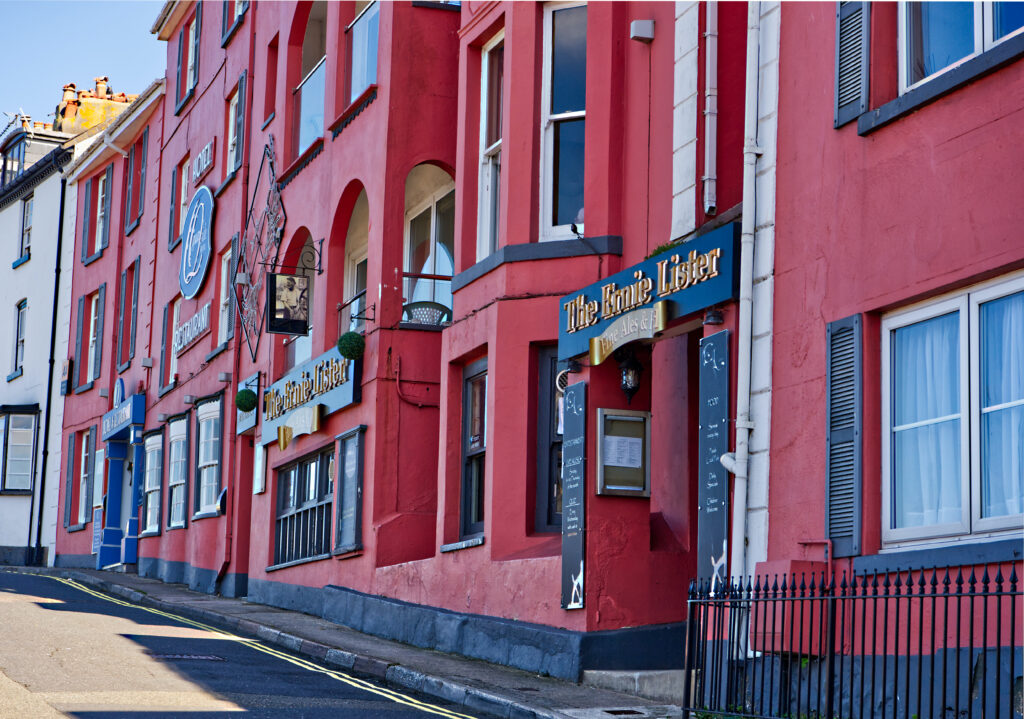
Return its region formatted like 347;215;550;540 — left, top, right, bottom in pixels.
560;381;586;609
698;330;730;588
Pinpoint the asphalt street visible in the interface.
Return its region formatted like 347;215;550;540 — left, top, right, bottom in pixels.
0;571;481;718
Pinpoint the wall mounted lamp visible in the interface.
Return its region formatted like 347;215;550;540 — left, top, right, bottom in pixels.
614;346;643;405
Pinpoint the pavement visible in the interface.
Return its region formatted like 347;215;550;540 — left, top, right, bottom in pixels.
6;566;682;719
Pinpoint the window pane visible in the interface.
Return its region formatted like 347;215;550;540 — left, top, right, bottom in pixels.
892;312;959;426
350;2;379;104
407;208;432;273
5;415;34;490
435;190;455;275
468;454;485;525
295;58;325;157
893;419;962;528
146;492;161;532
906;2;975;85
485;43;504;147
550;5;587;114
979;290;1024;518
552;118;585;227
994;2;1024;40
468;374;486;451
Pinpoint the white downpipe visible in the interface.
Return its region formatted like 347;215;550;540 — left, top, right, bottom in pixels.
721;0;761;582
103;133;128;158
702;2;718;215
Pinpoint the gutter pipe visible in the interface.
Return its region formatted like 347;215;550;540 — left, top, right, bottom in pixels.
702;2;718;215
719;0;761;582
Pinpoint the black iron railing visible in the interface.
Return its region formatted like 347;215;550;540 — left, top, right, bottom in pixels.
273;499;332;567
682;564;1022;719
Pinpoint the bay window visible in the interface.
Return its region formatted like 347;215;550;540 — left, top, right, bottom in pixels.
167;418;188;528
0;412;38;491
881;274;1024;545
143;433;163;534
195;398;222;516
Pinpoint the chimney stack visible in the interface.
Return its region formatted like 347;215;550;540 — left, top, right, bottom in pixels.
62;83;77;102
95;76;109;97
21;116;31;130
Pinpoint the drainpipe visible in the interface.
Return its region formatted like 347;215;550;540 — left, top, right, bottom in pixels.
32;163;68;566
702;2;718;216
719;1;761;582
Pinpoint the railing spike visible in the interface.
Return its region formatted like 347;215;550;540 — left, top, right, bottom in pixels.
772;574;780;594
930;568;938;592
1010;564;1018;590
981;566;991;590
968;568;978;592
995;567;1004;591
840;571;848;592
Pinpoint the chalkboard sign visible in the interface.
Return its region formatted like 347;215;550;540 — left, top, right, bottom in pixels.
698;330;730;590
561;382;586;609
335;425;365;554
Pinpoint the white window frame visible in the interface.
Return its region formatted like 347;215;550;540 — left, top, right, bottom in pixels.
1;413;37;491
218;249;233;344
87;293;99;381
167;419;188;528
898;1;1024;94
143;434;163;533
227;89;239;172
196;399;222;515
477;31;504;262
404;181;456;299
540;1;587;242
20;195;32;257
881;272;1024;548
13;300;26;374
78;433;90;525
94;174;107;255
186;18;198;91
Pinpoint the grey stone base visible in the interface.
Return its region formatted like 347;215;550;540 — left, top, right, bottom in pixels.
137;556;247;598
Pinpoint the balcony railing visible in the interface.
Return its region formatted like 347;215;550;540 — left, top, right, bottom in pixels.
274;498;332;567
339;289;369;335
348;2;379;105
682;564;1022;719
293;55;326;158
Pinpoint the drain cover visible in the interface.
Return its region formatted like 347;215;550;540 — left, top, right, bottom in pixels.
560;707;681;719
147;653;225;661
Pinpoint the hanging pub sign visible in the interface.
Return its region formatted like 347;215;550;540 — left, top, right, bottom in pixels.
266;273;310;335
260;345;361;447
558;222;740;362
179;185;215;300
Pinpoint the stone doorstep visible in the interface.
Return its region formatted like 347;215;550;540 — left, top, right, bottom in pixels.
581;670;685;704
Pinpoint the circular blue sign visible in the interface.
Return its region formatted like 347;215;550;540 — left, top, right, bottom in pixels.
179;185;215;300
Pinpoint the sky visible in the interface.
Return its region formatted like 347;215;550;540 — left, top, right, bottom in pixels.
0;1;165;137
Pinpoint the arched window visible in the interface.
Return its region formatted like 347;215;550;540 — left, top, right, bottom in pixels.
294;1;327;157
403;165;455;326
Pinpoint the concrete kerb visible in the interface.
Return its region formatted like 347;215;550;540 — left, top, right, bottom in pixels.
5;567;574;719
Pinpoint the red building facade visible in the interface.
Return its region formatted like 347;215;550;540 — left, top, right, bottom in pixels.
55;0;769;681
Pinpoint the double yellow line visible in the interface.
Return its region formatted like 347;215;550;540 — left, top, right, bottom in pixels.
46;575;479;719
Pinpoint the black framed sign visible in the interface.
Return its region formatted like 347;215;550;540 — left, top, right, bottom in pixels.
560;381;586;610
697;329;730;589
335;425;366;555
266;272;309;335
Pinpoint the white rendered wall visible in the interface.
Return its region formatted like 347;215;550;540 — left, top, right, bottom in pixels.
672;1;700;239
0;164;76;565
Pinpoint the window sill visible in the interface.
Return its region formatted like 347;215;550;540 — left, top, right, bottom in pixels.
12;253;29;269
852;537;1023;575
266;552;332;572
125;216;141;237
279;138;324;190
191;510;220;522
158;378;177;398
116;360;131;375
0;488;32;496
440;535;485;553
169;233;182;252
139;529;161;538
174;87;196;116
6;368;23;382
167;523;186;531
261;112;275;131
67;523;87;533
73;380;94;395
215;169;237;197
451;235;623;292
329;84;378;140
220;10;246;48
412;0;461;10
858;33;1024;136
333;545;363;559
205;342;229;362
83;249;104;266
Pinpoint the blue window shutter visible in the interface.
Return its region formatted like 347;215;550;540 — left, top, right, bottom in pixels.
116;268;127;367
80;180;92;262
93;283;106;381
222;0;229;38
834;2;870;128
63;433;75;527
86;427;96;521
227;234;238;339
176;28;184;101
168;166;178;248
124;149;134;229
159;303;169;387
192;4;202;90
74;296;85;389
129;258;140;359
138;127;148;218
235;71;246;172
101;165;113;250
826;314;862;557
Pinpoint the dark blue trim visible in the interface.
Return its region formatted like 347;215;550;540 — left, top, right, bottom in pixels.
137;556;234;595
12;253;29;269
853;538;1023;575
54;552;93;567
412;1;461;10
858;33;1024;135
204;342;228;362
452;235;623;292
82;249;104;266
6;368;23;382
330;86;378;140
261;113;275;131
174;87;195;117
73;380;94;395
214;170;237;197
124;216;140;237
279;139;324;190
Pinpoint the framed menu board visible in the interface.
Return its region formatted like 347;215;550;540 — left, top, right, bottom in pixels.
596;409;651;497
334;425;366;555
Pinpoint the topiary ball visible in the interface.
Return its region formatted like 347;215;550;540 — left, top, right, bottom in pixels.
235;388;258;413
337;331;365;360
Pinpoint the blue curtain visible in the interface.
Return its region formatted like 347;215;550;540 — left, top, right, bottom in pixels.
980;290;1024;519
892;313;962;529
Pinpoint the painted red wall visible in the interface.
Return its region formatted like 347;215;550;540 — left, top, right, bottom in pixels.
769;2;1024;567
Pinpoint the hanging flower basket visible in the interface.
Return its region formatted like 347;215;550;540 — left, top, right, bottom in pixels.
235;388;258;413
337;331;365;360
